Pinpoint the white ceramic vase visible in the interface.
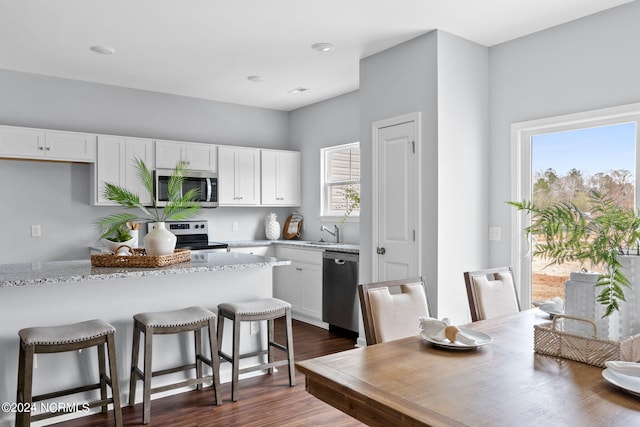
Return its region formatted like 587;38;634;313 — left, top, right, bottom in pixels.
265;213;281;240
144;222;177;256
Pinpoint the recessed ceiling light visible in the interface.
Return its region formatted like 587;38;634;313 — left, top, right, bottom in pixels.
311;43;335;53
247;75;265;83
288;87;309;94
90;45;116;55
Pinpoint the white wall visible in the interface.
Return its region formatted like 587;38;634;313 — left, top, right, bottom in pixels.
0;69;291;263
437;31;490;322
489;1;640;271
288;91;360;243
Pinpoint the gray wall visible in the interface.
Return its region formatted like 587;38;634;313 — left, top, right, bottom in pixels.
0;70;291;263
489;1;640;269
436;31;490;322
288;91;360;243
359;31;440;310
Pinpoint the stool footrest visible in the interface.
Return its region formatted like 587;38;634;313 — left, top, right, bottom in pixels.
150;375;216;395
238;359;290;375
29;395;115;422
32;381;102;402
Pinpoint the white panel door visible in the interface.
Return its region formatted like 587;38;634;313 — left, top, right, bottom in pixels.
375;120;418;281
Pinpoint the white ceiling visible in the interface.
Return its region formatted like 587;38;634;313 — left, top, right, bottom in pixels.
0;0;634;111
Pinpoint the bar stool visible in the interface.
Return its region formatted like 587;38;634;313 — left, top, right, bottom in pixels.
217;298;295;401
128;306;221;424
16;319;122;427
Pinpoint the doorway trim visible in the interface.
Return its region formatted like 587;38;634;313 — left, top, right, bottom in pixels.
511;102;640;309
371;111;422;281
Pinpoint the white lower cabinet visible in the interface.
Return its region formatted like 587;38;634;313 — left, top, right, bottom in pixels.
274;246;324;326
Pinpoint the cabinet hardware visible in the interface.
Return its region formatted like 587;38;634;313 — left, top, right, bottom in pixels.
376;247;386;255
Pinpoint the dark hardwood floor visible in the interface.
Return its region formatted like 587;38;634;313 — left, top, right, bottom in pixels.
54;320;363;426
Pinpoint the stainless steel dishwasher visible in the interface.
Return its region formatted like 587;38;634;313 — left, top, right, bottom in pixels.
322;250;359;334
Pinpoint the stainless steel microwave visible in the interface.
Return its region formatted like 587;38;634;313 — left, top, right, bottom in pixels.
154;169;218;208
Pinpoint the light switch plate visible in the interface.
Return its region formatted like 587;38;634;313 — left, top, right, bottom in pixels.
489;226;501;241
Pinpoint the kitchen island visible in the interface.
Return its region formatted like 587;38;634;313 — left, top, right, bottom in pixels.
0;252;290;426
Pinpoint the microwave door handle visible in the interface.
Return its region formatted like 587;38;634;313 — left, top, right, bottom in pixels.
206;178;212;202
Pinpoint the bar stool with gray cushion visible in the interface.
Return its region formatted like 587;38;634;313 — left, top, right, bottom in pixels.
128;306;221;424
16;319;123;427
217;298;295;401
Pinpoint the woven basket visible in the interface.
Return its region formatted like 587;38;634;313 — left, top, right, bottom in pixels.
534;314;640;367
91;248;191;268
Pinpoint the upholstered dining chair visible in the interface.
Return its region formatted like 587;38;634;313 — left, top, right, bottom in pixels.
463;266;521;322
358;277;430;345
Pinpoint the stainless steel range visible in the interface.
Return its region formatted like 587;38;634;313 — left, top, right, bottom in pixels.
148;220;229;251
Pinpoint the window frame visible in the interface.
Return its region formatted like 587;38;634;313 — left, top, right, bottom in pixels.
320;141;360;221
511;103;640;310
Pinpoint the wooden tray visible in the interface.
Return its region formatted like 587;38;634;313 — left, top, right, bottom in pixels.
534;315;640;367
91;248;191;268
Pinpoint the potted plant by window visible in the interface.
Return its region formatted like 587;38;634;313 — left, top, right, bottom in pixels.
509;191;640;320
96;159;201;256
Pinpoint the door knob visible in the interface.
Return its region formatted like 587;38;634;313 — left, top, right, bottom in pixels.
376;247;386;255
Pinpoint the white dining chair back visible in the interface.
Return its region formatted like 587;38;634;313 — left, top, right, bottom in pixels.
358;277;430;345
463;267;520;322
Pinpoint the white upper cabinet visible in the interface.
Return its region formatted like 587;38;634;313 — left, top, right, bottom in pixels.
93;135;155;206
261;149;301;206
218;146;260;205
0;126;95;162
155;139;217;172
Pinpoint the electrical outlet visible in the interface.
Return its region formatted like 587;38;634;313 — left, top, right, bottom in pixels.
232;221;239;232
31;224;41;237
250;321;259;335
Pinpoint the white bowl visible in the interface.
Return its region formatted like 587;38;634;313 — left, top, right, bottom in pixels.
103;238;136;253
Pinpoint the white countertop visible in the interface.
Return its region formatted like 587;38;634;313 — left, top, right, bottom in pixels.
0;252;290;288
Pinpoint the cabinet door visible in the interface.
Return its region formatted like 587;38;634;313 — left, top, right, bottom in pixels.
95;136;126;205
155;140;185;169
94;136;154;206
124;138;155;205
0;126;45;158
218;146;260;205
44;131;96;162
236;147;259;205
261;150;300;206
300;262;323;320
186;143;217;172
273;263;303;310
217;146;236;204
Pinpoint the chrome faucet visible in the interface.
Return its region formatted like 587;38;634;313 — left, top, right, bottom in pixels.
320;225;340;243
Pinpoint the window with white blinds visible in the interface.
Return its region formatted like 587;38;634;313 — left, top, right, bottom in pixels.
321;142;360;218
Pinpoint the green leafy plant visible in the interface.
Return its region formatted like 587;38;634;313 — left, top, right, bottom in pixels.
96;159;201;240
105;225;133;242
338;184;360;228
509;191;640;317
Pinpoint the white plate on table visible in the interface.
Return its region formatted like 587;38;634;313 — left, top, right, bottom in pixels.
421;328;492;350
532;301;564;317
602;368;640;397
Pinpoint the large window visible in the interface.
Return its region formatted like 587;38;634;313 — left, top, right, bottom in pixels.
321;142;360;219
511;104;640;309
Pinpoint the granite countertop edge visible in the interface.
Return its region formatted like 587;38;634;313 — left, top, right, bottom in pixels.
1;254;291;288
227;240;360;253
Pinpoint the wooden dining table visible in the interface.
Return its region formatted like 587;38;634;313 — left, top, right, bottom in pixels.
296;309;640;426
